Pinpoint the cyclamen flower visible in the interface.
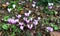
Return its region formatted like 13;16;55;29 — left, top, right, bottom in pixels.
19;22;24;26
28;10;31;14
48;3;54;6
7;8;12;12
33;1;36;4
27;20;30;23
7;18;12;23
32;4;36;7
46;27;53;32
24;13;30;16
29;17;33;21
16;15;21;19
12;4;16;8
38;17;41;20
7;18;19;24
15;19;19;22
48;6;53;9
20;26;24;30
27;24;33;29
6;2;9;6
33;19;38;25
10;19;17;24
23;17;28;21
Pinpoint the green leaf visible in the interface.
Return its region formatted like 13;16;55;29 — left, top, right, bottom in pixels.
3;16;10;21
11;32;15;36
37;32;42;36
26;30;31;36
30;0;32;2
36;1;43;6
8;1;17;9
54;26;59;30
2;24;9;30
18;7;23;11
11;25;17;29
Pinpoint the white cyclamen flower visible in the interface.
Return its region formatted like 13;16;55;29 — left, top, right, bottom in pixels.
32;4;36;7
28;10;31;14
7;8;12;12
48;3;54;6
12;4;16;8
38;17;41;20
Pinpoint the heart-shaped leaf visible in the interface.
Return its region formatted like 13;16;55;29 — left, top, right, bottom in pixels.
2;24;9;30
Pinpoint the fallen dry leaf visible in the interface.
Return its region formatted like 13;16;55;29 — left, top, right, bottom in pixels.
50;31;60;36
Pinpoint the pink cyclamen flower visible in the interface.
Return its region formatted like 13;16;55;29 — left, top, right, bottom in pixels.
23;17;28;21
27;24;33;29
26;20;30;23
6;2;9;6
20;26;24;30
15;19;19;22
16;15;21;19
10;19;17;24
46;27;53;32
48;6;53;9
19;22;24;26
29;17;33;21
33;19;38;25
24;13;30;16
7;18;18;24
7;18;12;23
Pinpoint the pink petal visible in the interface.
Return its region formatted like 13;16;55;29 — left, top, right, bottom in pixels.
10;19;16;24
19;22;24;25
16;15;21;18
46;27;53;32
7;18;12;23
23;17;27;21
24;13;29;16
27;24;33;29
15;19;19;22
26;20;30;23
6;2;9;6
20;26;24;30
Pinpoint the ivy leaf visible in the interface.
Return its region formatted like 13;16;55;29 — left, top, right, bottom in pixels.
37;32;42;36
26;30;31;36
11;32;15;36
11;25;17;31
36;1;43;6
54;26;59;30
18;7;23;11
8;1;17;9
2;24;9;30
30;0;33;2
3;16;10;21
30;0;32;2
50;23;55;27
49;11;54;15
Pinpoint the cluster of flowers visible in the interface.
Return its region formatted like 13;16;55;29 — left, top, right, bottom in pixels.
2;1;54;31
3;10;41;30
